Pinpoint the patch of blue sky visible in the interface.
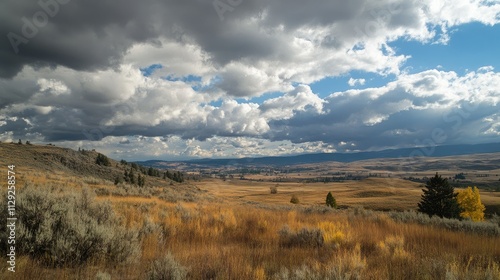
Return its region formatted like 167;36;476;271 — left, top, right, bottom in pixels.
140;64;163;77
208;99;223;107
208;91;285;107
389;22;500;74
163;74;202;83
236;91;284;104
311;23;499;98
162;74;205;91
207;92;283;107
310;71;397;97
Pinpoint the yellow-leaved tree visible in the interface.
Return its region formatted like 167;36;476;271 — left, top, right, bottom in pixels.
456;186;485;221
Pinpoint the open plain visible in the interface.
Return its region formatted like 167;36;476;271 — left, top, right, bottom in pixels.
1;143;499;279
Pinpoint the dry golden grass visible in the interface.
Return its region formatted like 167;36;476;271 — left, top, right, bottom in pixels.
3;189;499;279
195;177;499;213
1;144;499;279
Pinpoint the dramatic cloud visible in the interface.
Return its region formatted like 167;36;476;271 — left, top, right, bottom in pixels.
268;68;500;151
1;0;499;159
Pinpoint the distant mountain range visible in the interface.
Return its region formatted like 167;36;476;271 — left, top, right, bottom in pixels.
137;142;500;168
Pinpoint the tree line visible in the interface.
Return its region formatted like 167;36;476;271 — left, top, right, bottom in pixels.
117;160;185;185
91;154;186;187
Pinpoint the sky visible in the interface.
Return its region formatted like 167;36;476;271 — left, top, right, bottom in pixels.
0;0;499;161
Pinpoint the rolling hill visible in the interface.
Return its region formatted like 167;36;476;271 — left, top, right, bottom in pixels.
137;142;500;169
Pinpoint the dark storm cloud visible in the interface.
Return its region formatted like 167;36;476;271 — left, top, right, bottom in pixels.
263;0;364;29
1;0;160;78
0;75;38;107
0;0;417;78
1;117;31;132
0;0;260;76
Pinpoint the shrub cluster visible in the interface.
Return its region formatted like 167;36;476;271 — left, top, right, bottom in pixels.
146;252;188;280
279;225;324;248
273;265;323;280
290;195;300;204
14;185;140;267
270;185;278;194
273;244;366;279
389;210;500;236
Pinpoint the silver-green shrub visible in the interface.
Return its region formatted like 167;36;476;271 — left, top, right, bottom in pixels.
279;225;324;248
389;210;500;236
16;185;140;267
146;252;188;280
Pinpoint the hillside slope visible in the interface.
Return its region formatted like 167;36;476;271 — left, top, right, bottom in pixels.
0;143;121;181
0;142;208;203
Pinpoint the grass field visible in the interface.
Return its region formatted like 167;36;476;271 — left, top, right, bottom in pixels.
195;177;500;214
1;144;499;279
2;182;499;279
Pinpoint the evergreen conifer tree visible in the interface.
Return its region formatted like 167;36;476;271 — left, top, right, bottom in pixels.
418;173;460;218
326;192;337;208
129;168;135;184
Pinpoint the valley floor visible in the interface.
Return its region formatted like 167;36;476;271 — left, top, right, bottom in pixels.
1;144;499;279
